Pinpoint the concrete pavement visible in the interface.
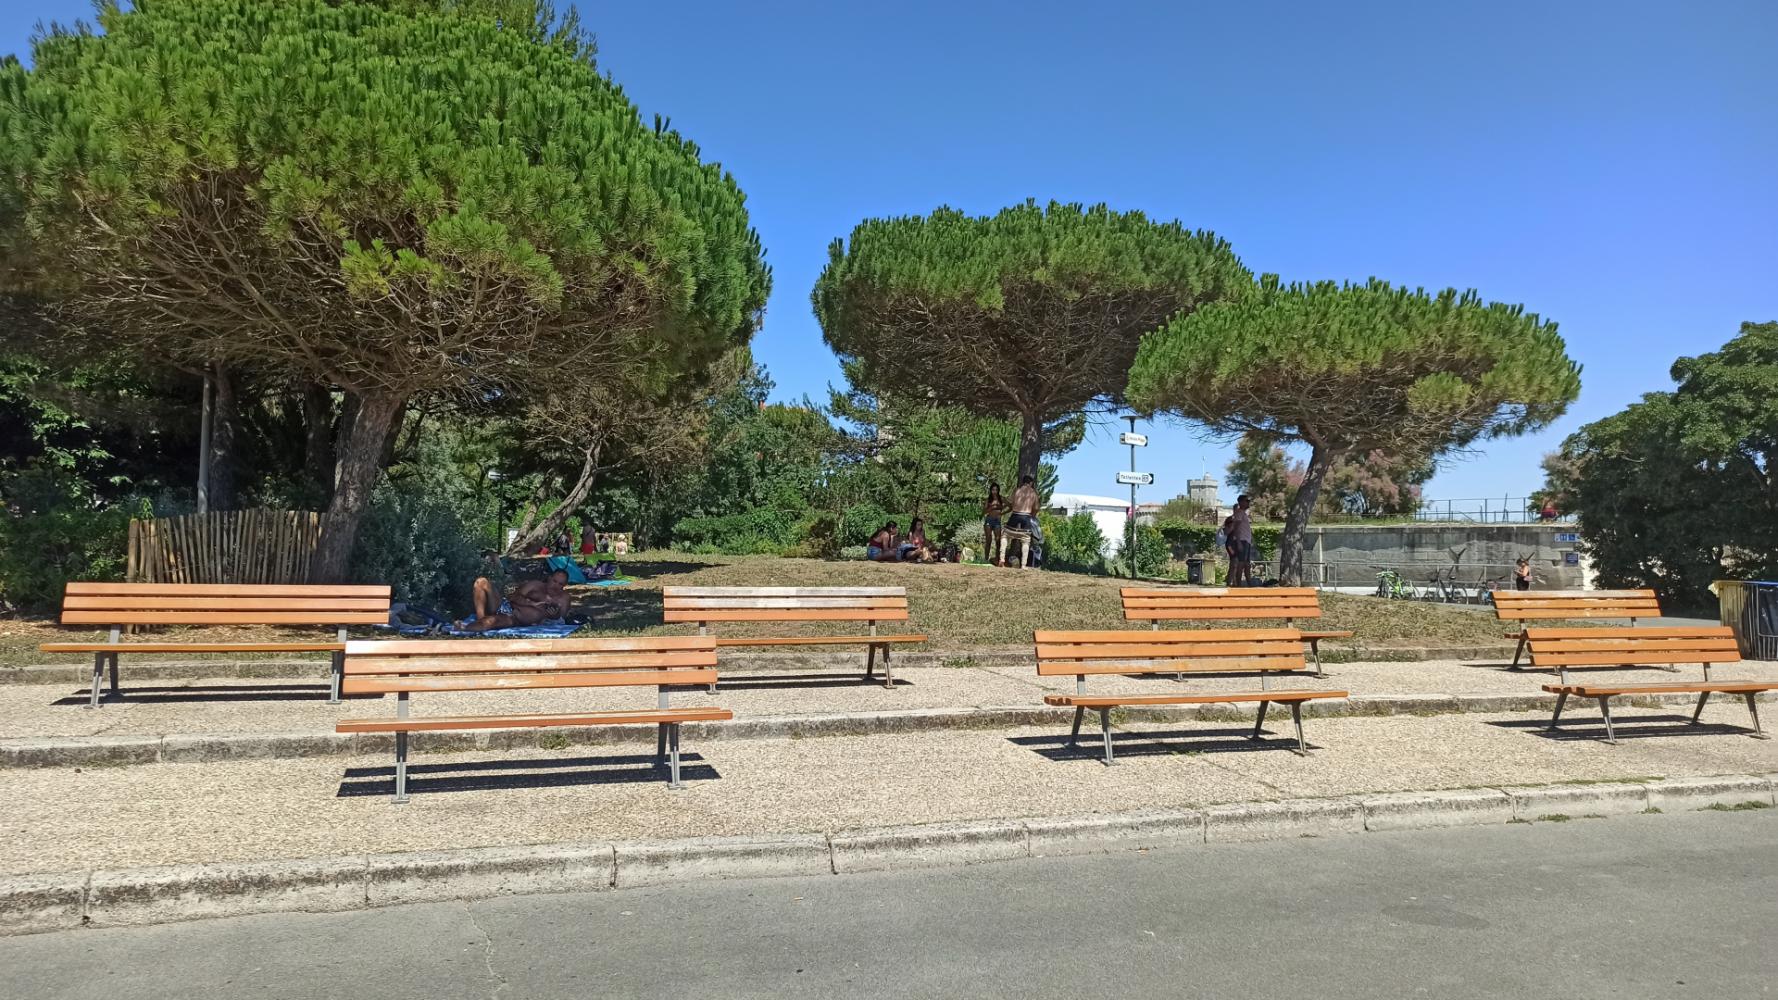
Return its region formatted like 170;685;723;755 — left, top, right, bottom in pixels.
3;808;1773;999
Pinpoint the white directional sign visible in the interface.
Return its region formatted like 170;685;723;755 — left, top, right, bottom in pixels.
1116;471;1154;486
1119;432;1148;447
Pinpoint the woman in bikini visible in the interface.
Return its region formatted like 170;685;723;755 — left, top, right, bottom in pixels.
983;483;1005;565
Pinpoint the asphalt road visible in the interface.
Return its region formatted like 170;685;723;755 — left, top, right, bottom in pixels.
5;810;1775;999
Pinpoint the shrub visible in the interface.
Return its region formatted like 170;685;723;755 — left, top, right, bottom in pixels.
350;476;484;614
671;508;802;554
0;505;135;611
838;503;891;547
1154;517;1279;558
1117;523;1172;577
1043;511;1107;573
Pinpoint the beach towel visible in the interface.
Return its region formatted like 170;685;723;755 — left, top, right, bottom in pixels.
376;620;583;639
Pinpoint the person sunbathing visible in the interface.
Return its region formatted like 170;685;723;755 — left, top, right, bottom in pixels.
458;569;569;632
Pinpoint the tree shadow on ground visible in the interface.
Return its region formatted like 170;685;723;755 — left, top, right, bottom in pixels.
336;751;719;798
1487;715;1757;742
568;588;665;631
609;560;709;579
1007;728;1315;760
54;683;348;705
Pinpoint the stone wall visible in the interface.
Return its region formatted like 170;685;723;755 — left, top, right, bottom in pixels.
1301;523;1587;590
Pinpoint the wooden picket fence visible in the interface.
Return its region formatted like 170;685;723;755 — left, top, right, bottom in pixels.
126;509;330;585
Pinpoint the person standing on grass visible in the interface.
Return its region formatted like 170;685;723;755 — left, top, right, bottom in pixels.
1225;494;1255;586
1006;474;1043;565
982;483;1005;565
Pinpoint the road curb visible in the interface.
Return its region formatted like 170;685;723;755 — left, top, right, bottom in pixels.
5;691;1765;769
3;773;1770;936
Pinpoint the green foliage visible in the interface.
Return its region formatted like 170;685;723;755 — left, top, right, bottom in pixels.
0;466;141;611
349;474;485;614
814;200;1249;481
1153;518;1280;558
1043;512;1108;573
1226;432;1430;520
671;509;803;555
1546;322;1777;607
1116;523;1172;577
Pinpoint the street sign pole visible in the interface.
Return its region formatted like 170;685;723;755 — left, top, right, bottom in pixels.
1125;416;1138;579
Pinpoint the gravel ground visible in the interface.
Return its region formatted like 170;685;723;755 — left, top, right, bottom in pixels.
4;703;1775;876
3;657;1774;739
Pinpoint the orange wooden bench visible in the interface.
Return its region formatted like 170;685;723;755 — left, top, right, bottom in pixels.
41;582;392;708
662;586;926;688
1530;626;1773;743
335;637;729;801
1493;589;1662;667
1035;628;1348;763
1121;587;1354;675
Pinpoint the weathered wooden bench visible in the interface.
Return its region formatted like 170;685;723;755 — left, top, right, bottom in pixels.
1531;626;1774;743
334;637;730;801
662;587;927;689
1494;589;1662;667
1121;587;1355;675
1035;628;1348;763
41;582;392;708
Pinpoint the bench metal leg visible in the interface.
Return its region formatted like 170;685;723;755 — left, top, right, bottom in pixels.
1290;701;1307;754
107;651;120;697
1691;690;1711;724
864;643;876;681
656;722;668;763
666;723;685;789
87;654;105;709
1098;707;1115;766
1251;700;1270;739
392;731;410;804
328;650;344;705
881;645;894;688
1547;692;1568;730
1596;696;1618;745
1309;640;1326;678
1746;693;1770;740
1068;706;1085;747
1509;633;1527;670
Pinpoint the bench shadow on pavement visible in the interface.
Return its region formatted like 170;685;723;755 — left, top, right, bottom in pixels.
1008;729;1318;760
714;673;910;691
1488;715;1752;742
53;683;345;705
336;752;720;798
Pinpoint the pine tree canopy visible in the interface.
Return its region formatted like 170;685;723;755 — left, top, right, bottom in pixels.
0;0;770;396
1126;277;1581;457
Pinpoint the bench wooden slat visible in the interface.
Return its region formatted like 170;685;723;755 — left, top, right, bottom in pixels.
336;706;732;733
345;636;717;656
1524;627;1734;640
1493;589;1661;623
1038;640;1305;660
1124;607;1321;620
1122;587;1320;598
342;669;719;694
1038;628;1299;644
346;653;717;674
714;635;928;647
663;587;907;598
662;608;910;622
1043;657;1309;676
1045;690;1346;707
65;582;392;597
61;610;392;625
664;597;908;610
1532;637;1740;652
1533;652;1743;667
1543;681;1778;696
41;641;343;654
63;595;393;612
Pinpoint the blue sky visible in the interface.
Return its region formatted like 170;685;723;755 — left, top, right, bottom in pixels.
6;0;1775;507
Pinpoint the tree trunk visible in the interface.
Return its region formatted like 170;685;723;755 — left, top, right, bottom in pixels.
301;383;335;507
1278;443;1337;586
310;392;405;583
506;443;604;555
1016;409;1043;488
206;364;239;511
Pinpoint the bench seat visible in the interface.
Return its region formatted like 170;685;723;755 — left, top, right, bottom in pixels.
40;641;344;654
1035;628;1346;762
1528;626;1772;743
336;706;733;734
1120;588;1353;675
1495;589;1663;667
713;634;928;647
663;587;925;688
1045;690;1347;708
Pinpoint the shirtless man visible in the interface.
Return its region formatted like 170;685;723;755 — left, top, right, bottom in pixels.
459;569;570;631
1005;474;1043;564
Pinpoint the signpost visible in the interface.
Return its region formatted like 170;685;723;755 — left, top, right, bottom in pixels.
1121;416;1148;579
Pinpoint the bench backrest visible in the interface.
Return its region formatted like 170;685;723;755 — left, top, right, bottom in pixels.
1122;587;1323;622
1493;589;1662;623
341;636;719;694
1525;627;1741;668
662;587;909;625
61;582;392;627
1035;628;1307;676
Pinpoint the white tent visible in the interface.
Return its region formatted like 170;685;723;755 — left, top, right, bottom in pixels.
1046;493;1132;557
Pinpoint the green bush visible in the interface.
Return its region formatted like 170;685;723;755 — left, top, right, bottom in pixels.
0;505;135;611
1153;517;1279;558
671;508;802;554
351;476;484;614
1117;523;1172;577
1043;511;1107;573
838;504;891;547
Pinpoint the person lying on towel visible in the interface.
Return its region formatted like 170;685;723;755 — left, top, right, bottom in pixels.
458;569;569;632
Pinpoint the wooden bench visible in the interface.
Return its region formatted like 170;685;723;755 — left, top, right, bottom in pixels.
1121;587;1354;675
662;587;927;689
1494;589;1662;667
41;582;392;708
1034;628;1348;763
1530;626;1774;743
334;637;730;801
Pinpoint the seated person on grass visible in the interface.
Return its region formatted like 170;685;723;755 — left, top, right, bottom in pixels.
459;569;570;632
866;521;901;562
900;518;938;563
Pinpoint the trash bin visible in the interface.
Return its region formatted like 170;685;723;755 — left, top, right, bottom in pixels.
1186;557;1205;585
1715;580;1778;660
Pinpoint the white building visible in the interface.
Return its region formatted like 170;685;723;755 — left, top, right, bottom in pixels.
1046;493;1132;557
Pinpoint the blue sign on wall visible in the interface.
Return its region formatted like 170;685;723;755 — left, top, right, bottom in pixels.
1564;552;1581;565
1555;532;1580;544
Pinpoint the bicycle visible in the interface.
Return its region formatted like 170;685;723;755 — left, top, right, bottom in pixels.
1375;568;1412;600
